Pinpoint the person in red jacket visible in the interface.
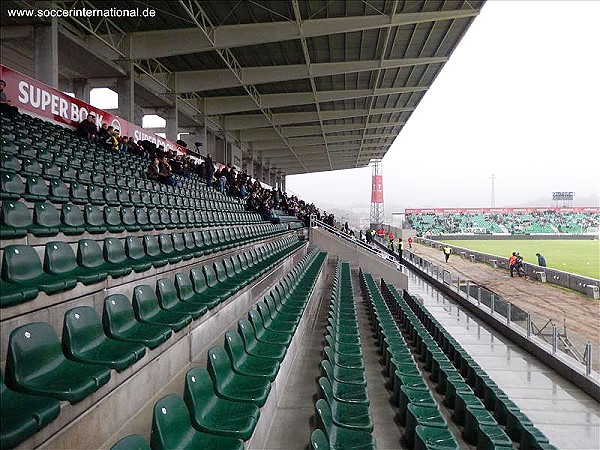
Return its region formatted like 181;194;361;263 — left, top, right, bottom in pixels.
407;236;413;249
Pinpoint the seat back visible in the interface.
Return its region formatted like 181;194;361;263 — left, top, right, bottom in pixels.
206;347;233;386
104;206;122;227
34;202;61;228
223;258;236;278
103;294;136;335
213;261;228;283
133;284;160;320
1;200;32;228
182;367;214;423
6;322;64;387
77;239;105;269
158;234;175;254
1;244;44;282
63;306;105;356
110;434;151;450
135;208;149;226
315;398;335;438
1;171;25;198
26;176;49;197
223;331;247;364
143;235;162;258
174;272;195;301
104;237;127;264
189;268;209;294
84;205;105;227
183;232;196;251
150;394;193;450
237;319;257;348
310;429;330;450
156;278;179;309
202;265;218;287
125;236;146;261
248;309;267;333
317;377;335;406
44;241;78;275
62;203;85;228
257;302;274;327
172;233;185;252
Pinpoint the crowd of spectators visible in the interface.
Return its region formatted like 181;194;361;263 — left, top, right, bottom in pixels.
74;113;335;227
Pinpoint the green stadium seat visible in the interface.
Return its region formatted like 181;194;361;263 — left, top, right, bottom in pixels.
318;377;373;432
405;404;447;448
172;233;192;260
150;394;244;450
177;270;222;309
322;356;366;386
132;284;192;331
247;309;292;346
310;429;331;450
84;205;108;234
158;234;182;264
61;203;86;235
156;278;207;320
5;322;111;403
0;200;31;238
62;306;146;371
315;399;376;450
224;330;280;381
237;319;286;361
477;424;513;450
87;184;104;205
110;434;151;450
320;360;369;406
103;294;172;349
135;207;153;231
104;206;125;233
69;181;88;204
207;347;271;407
120;207;140;232
48;179;69;203
143;235;169;268
44;240;107;285
32;202;60;236
0;154;21;172
124;236;152;272
103;237;133;277
183;367;259;440
463;405;498;445
2;244;71;297
0;370;61;449
414;425;460;450
21;158;42;176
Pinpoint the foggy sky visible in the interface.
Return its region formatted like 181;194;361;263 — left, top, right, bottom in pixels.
287;1;600;210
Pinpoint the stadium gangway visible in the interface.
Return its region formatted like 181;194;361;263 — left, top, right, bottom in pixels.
309;215;398;265
399;248;599;401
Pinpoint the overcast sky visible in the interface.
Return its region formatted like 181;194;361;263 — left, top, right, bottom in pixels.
287;1;600;210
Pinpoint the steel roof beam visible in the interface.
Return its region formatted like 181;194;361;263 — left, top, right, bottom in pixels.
241;121;405;141
206;87;427;115
252;133;396;150
126;9;479;59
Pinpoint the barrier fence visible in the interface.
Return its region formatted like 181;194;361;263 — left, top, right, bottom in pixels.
415;237;600;298
372;237;598;376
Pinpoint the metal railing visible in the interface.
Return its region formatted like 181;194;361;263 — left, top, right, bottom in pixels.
404;249;597;376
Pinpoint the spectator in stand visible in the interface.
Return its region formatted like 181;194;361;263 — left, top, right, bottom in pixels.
443;244;451;263
97;123;109;142
75;113;98;140
246;191;261;212
204;154;215;187
159;156;178;188
536;252;547;267
407;236;413;249
104;128;120;152
0;80;19;120
147;157;163;183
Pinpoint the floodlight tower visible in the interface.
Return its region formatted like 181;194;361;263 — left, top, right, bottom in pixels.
491;174;496;208
369;159;384;229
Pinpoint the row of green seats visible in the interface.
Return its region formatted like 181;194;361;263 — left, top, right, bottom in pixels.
1;237;304;447
311;261;376;450
0;173;252;216
1;223;290;307
382;282;556;450
111;248;327;450
360;270;459;450
1;200;263;239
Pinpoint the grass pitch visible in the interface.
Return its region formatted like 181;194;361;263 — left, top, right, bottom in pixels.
441;239;600;279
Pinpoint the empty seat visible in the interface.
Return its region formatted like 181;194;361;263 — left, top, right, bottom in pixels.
237;320;286;362
132;284;191;331
121;207;140;232
156;278;207;320
176;270;221;309
5;322;111;403
318;377;373;433
206;347;271;407
0;200;31;238
315;399;376;450
77;239;128;279
224;330;279;381
158;234;182;264
69;181;88;204
0;171;25;199
63;306;146;371
61;203;86;235
84;205;107;234
103;237;133;277
48;179;69;203
44;240;107;285
183;367;259;440
143;235;169;268
0;370;61;449
103;294;172;349
150;394;244;450
124;236;152;272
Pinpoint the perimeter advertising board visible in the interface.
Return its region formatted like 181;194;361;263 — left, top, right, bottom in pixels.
0;64;185;153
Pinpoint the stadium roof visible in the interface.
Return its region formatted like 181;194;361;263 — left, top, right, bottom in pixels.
1;0;484;175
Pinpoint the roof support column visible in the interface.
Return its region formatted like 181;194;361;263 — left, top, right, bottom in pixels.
116;60;135;122
34;16;58;88
165;98;179;142
72;78;91;103
243;152;254;177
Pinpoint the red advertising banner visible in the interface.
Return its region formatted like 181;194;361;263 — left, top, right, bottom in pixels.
405;207;600;214
0;64;185;153
371;175;383;203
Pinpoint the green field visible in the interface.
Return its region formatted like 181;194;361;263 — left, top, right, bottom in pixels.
441;239;600;279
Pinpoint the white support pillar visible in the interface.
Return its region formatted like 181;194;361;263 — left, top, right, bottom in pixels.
34;18;58;88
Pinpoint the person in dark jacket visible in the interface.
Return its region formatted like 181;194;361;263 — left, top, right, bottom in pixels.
204;154;215;187
536;253;547;267
75;113;98;140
